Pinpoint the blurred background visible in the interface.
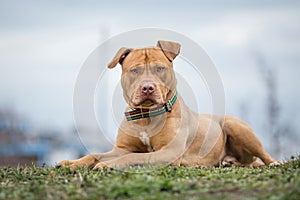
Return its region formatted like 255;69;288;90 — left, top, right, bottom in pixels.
0;0;299;167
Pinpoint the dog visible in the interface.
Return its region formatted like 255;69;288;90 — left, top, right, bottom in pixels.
57;40;280;170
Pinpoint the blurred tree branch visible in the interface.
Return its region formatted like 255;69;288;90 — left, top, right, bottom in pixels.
255;53;281;155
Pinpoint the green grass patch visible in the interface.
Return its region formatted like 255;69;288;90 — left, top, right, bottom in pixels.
1;156;300;200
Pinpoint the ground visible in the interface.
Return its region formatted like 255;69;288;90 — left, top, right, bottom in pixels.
0;156;299;200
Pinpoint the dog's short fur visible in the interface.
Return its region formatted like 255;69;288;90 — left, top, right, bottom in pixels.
57;40;279;170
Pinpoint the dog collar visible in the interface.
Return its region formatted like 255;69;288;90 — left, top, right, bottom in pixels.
125;91;178;121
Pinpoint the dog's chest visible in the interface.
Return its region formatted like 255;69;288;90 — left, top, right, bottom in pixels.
139;131;154;152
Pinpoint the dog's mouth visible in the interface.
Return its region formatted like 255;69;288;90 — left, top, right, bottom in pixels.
130;94;165;108
139;99;156;107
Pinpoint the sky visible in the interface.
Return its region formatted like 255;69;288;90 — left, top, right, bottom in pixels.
0;0;300;159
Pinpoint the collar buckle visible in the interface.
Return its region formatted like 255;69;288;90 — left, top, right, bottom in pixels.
164;100;172;112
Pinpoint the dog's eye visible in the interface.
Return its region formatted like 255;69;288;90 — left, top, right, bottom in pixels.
156;66;165;73
130;68;139;74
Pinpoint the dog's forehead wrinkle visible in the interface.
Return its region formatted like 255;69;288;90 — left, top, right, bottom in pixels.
125;64;171;78
122;47;171;70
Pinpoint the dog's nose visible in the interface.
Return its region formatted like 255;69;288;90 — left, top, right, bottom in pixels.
141;82;156;95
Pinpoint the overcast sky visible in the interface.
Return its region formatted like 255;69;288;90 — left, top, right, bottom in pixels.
1;1;299;158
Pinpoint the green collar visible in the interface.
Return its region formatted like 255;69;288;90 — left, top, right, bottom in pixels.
124;91;178;121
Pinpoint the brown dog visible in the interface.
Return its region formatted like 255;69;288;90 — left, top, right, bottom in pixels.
57;40;279;170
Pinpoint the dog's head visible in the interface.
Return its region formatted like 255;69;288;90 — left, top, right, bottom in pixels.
108;40;180;108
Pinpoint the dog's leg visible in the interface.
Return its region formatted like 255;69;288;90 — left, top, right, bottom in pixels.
56;147;129;169
220;155;264;168
220;155;243;167
93;148;181;170
222;116;279;166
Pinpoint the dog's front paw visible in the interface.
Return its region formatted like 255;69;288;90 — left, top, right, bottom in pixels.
56;155;99;169
93;162;113;171
56;160;74;168
56;160;87;170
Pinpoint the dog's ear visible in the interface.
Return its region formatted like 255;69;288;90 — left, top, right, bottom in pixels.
156;40;181;62
107;48;133;68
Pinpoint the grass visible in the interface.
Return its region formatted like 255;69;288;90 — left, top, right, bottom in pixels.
0;156;300;200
